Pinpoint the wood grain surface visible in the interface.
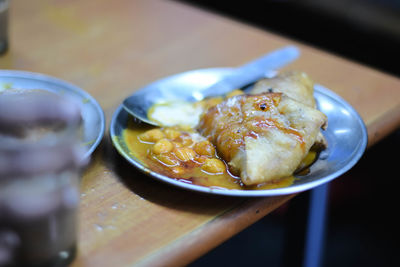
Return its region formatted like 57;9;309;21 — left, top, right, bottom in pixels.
1;0;400;266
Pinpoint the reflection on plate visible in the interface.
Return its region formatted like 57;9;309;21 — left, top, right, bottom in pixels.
0;70;105;157
110;68;367;197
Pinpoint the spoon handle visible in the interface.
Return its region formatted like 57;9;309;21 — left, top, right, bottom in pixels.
194;45;300;100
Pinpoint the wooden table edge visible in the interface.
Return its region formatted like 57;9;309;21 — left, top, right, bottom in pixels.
134;194;295;267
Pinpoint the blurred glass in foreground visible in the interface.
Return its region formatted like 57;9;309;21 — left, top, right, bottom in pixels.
0;89;86;266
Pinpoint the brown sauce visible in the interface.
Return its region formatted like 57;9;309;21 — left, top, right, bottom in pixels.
122;120;319;190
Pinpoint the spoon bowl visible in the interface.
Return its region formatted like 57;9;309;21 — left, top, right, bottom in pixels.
122;46;300;126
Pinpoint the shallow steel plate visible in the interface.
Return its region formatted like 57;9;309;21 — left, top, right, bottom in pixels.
0;70;105;158
110;68;367;196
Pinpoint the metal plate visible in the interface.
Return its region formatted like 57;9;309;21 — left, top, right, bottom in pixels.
0;70;105;158
110;68;367;197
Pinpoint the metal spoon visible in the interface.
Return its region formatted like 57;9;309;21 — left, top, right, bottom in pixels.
123;46;300;126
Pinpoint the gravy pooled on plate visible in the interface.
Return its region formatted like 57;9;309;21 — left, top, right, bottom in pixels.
124;71;327;190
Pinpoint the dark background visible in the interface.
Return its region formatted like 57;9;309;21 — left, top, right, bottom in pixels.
173;0;400;266
177;0;400;77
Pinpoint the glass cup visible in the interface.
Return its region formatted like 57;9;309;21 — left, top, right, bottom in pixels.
0;91;86;266
0;0;9;54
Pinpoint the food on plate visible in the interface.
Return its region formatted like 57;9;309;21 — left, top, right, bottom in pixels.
123;71;328;189
136;127;226;174
124;123;296;189
197;92;327;185
251;71;316;107
250;71;327;148
147;101;204;128
147;92;241;128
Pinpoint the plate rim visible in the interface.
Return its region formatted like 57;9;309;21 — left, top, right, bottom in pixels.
0;69;105;158
110;68;368;197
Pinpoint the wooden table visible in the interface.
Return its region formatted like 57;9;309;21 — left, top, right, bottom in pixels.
2;0;400;266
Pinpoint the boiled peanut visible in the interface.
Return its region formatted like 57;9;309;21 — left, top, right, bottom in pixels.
152;138;173;154
193;140;215;157
201;158;225;174
174;147;195;162
139;128;164;143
